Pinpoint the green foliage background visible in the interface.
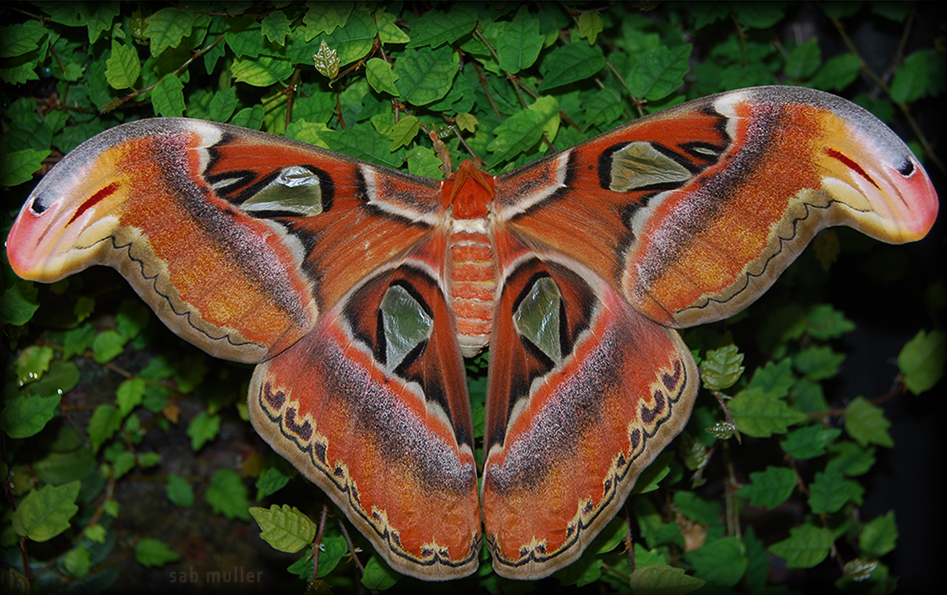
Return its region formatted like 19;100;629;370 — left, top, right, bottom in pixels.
1;2;944;594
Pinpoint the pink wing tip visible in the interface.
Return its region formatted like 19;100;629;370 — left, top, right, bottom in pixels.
890;157;939;242
6;206;44;279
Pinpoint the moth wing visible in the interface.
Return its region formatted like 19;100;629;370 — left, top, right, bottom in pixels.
496;86;938;328
481;235;698;579
7;118;443;362
248;236;481;580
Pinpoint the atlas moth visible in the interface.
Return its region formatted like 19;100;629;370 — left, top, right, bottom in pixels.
7;85;938;580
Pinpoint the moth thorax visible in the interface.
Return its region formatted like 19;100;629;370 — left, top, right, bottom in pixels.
448;227;497;358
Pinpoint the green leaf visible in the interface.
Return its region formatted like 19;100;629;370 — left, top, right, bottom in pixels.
63;324;96;360
26;359;79;398
123;413;145;444
303;3;352;36
375;10;410;44
827;440;876;477
365;58;399;96
738;466;797;509
321;129;403;169
0;148;50;186
315;9;376;66
673;491;719;526
287;553;314;580
144;8;194;57
166;473;195;507
89;3;120;43
135;538;180;567
250;504;317;553
734;3;785;29
209;88;239;122
631;451;674;495
116;378;147;417
84;524;107;544
804;304;855;340
844;397;894;448
792;345;845;381
116;299;151;343
233;55;294;86
41;2;117;43
225;21;265;58
747;359;794;398
361;555;400;590
407;5;478;49
582;87;624;129
700;344;745;390
35;448;96;485
286;121;331;147
785;38;821;80
897;329;946;394
577;11;604;44
187;412;221;451
256;465;291;500
528;95;560;140
487;108;545;163
554;547;603;587
780;425;842;459
860;510;898;557
388;115;420;151
770;524;834;568
808;468;864;514
0;22;48;58
15;345;53;386
92;330;125;363
627;44;692;100
261;10;292;45
73;295;95;323
635;499;685;549
12;480;81;542
496;9;545;74
105;41;141;90
103;499;119;518
791;378;829;413
538;42;606;91
315;534;349;578
0;395;61;439
728;387;806;437
743;527;770;592
807;53;861;91
0;44;43;85
205;469;250;520
890;49;943;104
138;452;161;468
629;564;705;594
394;45;459;106
152;73;186;117
685;537;747;587
106;446;135;479
173;352;207;394
87;404;122;452
631;543;671;571
62;544;91;578
406;146;445;179
0;278;40;322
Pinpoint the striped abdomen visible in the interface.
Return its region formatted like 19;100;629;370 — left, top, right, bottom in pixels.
449;226;496;357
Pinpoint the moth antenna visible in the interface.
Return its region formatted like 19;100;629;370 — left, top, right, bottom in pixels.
430;130;453;177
